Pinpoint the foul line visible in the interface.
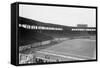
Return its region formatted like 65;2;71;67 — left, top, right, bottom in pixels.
37;51;85;60
42;50;93;59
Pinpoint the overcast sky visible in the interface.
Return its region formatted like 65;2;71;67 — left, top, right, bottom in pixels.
19;4;96;27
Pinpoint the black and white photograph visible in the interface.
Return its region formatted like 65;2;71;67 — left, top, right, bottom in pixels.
14;3;97;65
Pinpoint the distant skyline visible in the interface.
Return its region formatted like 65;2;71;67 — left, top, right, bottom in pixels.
19;4;96;27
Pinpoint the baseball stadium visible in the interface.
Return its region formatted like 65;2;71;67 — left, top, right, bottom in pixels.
18;17;96;64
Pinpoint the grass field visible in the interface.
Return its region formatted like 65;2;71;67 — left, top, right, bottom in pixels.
19;36;96;63
34;38;96;61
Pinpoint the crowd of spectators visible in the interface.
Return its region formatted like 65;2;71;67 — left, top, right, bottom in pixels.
19;53;59;64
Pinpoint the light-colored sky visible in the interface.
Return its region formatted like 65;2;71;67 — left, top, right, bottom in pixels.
19;4;96;27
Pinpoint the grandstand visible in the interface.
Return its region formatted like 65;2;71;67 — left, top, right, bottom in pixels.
18;17;96;46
